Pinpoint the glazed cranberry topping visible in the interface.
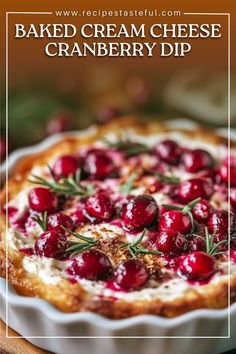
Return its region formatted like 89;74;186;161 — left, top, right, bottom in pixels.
219;162;236;186
52;155;79;178
34;230;68;259
156;230;187;257
192;199;213;223
159;210;192;235
181;149;214;173
122;194;158;230
19;247;34;256
147;180;163;194
83;150;115;179
197;168;216;182
11;210;29;232
161;184;178;199
85;193;115;221
230;189;236;209
179;251;215;280
178;178;213;204
207;210;228;235
113;260;148;290
71;202;88;226
66;249;113;280
155;139;180;165
188;236;206;252
29;187;58;212
207;211;236;239
47;212;74;234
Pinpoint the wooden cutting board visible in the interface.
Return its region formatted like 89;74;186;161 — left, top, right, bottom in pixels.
0;320;53;354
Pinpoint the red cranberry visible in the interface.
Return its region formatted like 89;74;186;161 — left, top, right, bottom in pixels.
66;249;113;280
52;155;79;178
115;195;133;217
147;229;159;244
207;210;228;235
161;184;178;199
71;202;88;225
188;237;206;252
83;150;115;179
147;180;163;194
46;114;73;135
179;251;215;280
155;140;181;165
29;187;58;212
0;137;6;161
34;230;68;259
85;193;115;221
3;205;18;217
122;195;158;230
230;189;236;209
178;178;213;203
156;230;187;257
114;260;148;290
155;140;180;165
197;168;216;182
159;210;192;235
192;200;213;223
207;210;235;237
11;210;29;232
219;162;236;186
19;247;34;256
47;212;74;234
181;149;214;173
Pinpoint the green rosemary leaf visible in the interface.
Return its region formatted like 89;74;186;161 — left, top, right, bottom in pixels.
161;204;183;211
120;172;137;195
128;245;137;259
162;198;202;234
66;243;86;252
204;227;227;257
64;227;101;256
135;248;161;256
186;210;195;232
69;244;94;257
32;211;48;231
154;172;180;185
120;229;162;258
29;168;95;198
104;139;150;157
205;228;211;254
182;198;201;213
209;239;228;256
132;228;147;247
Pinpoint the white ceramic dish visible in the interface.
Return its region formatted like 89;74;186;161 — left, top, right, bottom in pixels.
1;119;236;354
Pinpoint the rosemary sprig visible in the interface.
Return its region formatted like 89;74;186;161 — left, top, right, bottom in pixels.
63;227;101;257
162;197;201;231
32;211;48;231
29;168;95;198
120;229;162;258
153;172;180;185
120;172;137;195
104;139;150;157
204;227;228;256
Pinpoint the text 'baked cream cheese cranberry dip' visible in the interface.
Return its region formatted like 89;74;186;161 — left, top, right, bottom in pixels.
1;118;236;319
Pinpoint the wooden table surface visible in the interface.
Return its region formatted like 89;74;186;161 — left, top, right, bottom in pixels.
0;320;52;354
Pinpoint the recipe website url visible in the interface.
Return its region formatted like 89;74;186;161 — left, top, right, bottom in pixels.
55;9;182;18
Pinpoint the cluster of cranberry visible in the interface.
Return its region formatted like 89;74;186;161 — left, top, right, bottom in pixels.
16;139;236;291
